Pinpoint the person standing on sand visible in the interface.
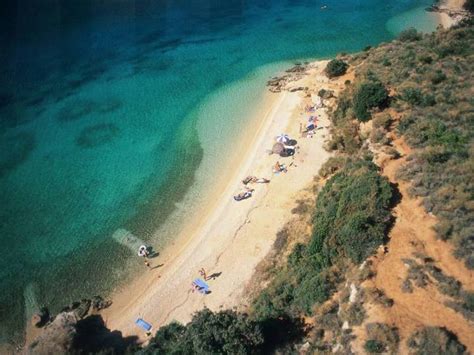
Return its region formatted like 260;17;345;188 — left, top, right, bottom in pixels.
199;268;208;280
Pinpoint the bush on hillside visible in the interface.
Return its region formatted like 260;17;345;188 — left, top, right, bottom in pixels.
253;160;393;319
353;81;389;121
365;339;385;353
407;327;467;354
464;0;474;13
325;59;349;78
398;28;422;42
142;309;264;354
308;160;393;264
364;323;400;354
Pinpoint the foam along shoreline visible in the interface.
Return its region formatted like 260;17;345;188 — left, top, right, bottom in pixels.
98;60;350;343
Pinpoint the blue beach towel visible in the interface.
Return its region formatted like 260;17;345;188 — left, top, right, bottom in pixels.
193;278;210;293
135;318;152;332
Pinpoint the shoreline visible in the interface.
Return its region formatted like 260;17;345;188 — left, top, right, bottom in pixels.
435;0;467;28
97;60;346;343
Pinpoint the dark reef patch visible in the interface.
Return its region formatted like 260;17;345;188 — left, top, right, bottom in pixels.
25;95;46;107
0;131;36;178
132;58;173;75
57;98;123;122
76;123;120;148
0;92;15;109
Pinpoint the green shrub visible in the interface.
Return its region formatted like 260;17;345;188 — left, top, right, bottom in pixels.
431;70;447;84
325;59;349;78
353;81;389;121
308;160;393;264
418;55;433;64
343;302;366;326
253;160;393;318
365;323;400;353
399;87;423;105
365;339;385;353
465;0;474;12
145;322;190;354
145;309;264;354
382;58;392;66
463;292;474;312
398;28;422;42
292;274;332;313
319;156;347;178
407;327;467;355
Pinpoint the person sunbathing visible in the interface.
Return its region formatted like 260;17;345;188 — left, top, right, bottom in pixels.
242;176;256;185
273;161;287;173
234;189;253;201
243;176;270;184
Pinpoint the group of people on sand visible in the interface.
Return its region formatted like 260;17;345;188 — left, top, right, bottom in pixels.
138;245;152;268
191;268;219;293
233;175;270;201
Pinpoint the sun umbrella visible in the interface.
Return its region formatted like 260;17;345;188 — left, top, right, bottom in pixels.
272;142;285;154
276;134;290;143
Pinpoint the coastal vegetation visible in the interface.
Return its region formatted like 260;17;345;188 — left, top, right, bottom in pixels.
252;159;393;317
139;309;264;354
407;327;467;354
352;80;389;121
330;20;474;269
325;59;349;78
465;0;474;13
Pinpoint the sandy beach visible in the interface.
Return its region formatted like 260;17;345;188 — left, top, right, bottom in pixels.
99;60;351;342
437;0;467;27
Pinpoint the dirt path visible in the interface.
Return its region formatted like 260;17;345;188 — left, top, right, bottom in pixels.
352;133;474;353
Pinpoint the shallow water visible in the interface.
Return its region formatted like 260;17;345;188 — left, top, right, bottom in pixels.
0;0;436;342
386;5;439;35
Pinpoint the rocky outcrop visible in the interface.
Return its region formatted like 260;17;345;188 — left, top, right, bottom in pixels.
60;295;112;319
26;312;78;355
266;63;309;92
31;307;50;328
25;296;113;353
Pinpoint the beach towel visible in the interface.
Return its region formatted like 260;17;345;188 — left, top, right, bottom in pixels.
193;278;210;294
135;318;152;332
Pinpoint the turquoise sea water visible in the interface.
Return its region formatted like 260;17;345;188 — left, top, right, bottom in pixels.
0;0;436;342
387;5;439;35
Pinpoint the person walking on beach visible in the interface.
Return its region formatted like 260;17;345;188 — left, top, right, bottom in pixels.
199;268;208;280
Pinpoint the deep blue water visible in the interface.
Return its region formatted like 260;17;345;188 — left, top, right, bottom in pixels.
0;0;435;342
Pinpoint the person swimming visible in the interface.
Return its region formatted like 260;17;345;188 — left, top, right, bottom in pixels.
138;245;149;258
